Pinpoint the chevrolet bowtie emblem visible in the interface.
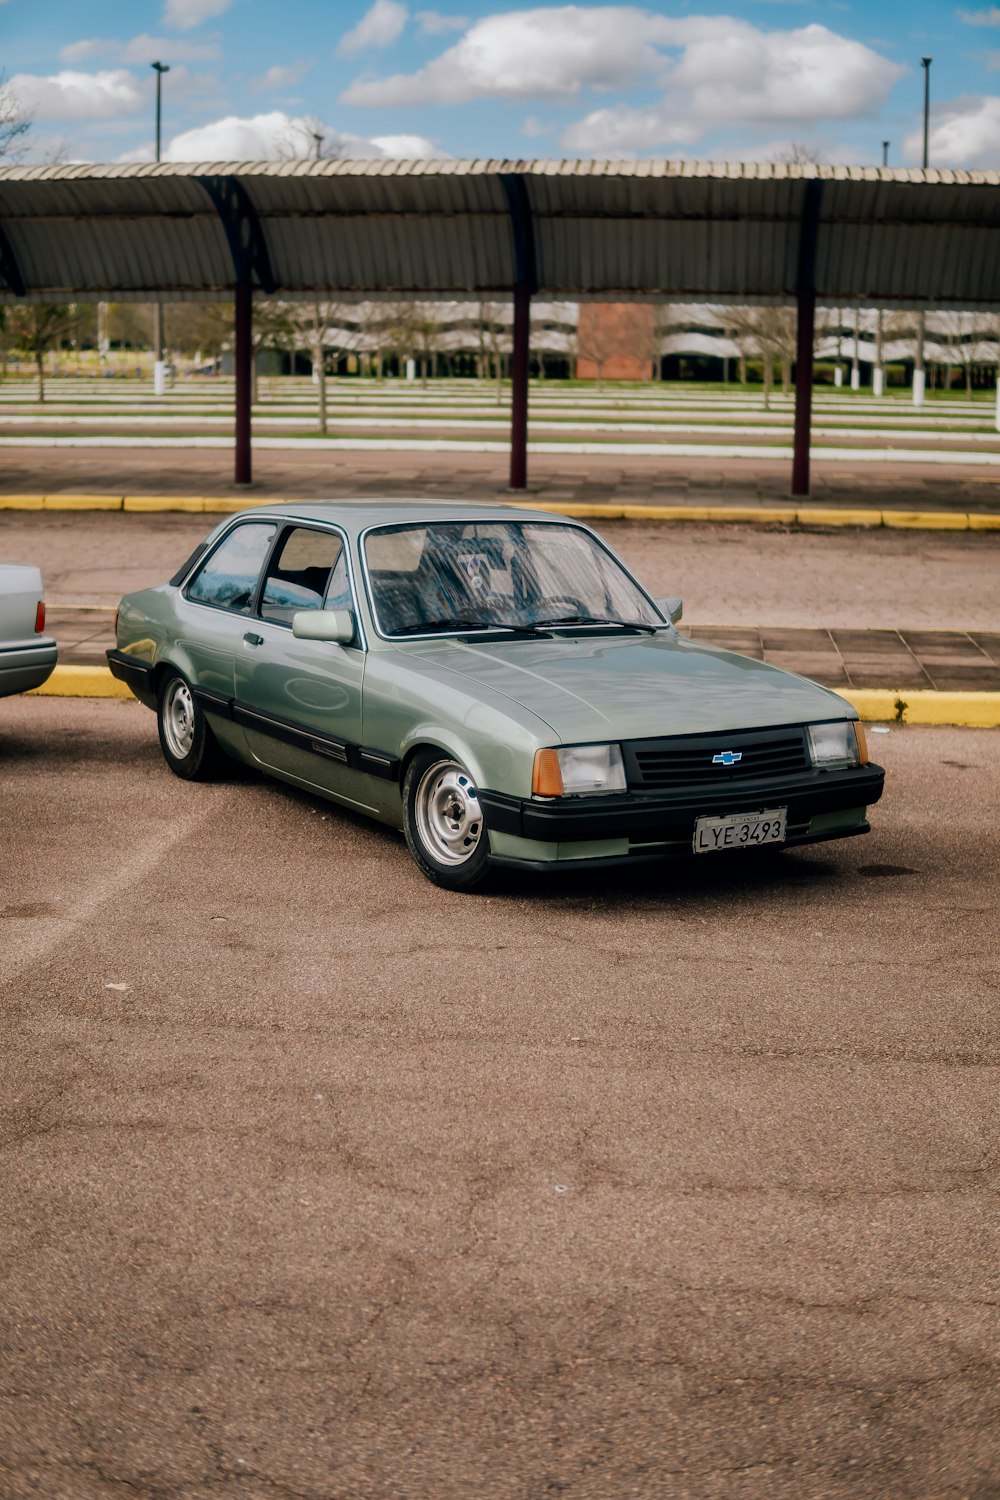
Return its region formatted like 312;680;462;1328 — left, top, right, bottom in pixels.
712;750;743;766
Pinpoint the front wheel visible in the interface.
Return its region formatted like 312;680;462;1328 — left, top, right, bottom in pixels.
403;751;492;891
157;670;226;781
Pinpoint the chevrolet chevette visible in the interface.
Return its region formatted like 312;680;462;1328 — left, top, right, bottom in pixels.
108;501;884;891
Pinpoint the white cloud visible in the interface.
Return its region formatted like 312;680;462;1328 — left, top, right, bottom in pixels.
341;7;903;135
162;0;231;31
337;0;409;57
902;95;1000;168
250;62;313;92
369;132;441;156
342;5;672;105
7;70;143;121
959;6;1000;21
60;34;221;64
416;9;468;33
562;106;699;153
160;110;442;161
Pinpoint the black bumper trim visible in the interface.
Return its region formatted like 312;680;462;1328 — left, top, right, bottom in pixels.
106;649;154;697
479;764;884;843
489;822;871;872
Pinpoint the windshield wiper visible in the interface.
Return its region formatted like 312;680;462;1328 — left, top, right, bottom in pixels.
395;617;550;637
532;614;662;635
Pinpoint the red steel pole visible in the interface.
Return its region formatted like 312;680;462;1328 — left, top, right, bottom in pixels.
509;280;530;491
235;279;253;485
791;285;816;498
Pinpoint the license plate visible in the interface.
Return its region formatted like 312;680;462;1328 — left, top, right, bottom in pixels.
693;807;787;854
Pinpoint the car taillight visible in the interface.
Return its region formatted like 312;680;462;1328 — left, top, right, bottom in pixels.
34;600;45;634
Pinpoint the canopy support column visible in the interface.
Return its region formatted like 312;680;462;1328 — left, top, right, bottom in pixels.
235;280;253;486
500;174;539;491
197;175;277;487
0;221;26;297
510;281;531;491
792;180;823;499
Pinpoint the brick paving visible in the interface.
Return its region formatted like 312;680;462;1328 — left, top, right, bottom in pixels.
51;607;1000;692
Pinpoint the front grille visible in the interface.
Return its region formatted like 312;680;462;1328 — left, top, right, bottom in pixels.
624;727;809;789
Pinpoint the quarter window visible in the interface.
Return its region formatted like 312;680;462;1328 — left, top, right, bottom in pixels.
186;522;277;613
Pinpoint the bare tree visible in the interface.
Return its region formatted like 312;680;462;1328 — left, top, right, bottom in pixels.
0;73;31;161
477;301;509;402
7;303;79;400
723;306;798;407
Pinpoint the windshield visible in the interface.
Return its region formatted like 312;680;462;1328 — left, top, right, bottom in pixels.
364;520;663;637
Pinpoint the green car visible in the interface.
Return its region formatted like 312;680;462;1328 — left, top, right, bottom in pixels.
108;501;884;891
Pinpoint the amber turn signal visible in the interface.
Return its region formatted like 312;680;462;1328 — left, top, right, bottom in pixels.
532;748;565;797
854;721;869;765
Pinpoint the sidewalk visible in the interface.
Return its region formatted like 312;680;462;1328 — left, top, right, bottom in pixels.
49;607;1000;694
3;445;1000;515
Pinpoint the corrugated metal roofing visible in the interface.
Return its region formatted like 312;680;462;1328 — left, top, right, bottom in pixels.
1;159;999;308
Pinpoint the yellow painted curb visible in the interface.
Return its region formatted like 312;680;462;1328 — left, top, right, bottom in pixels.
846;689;1000;727
123;495;209;512
2;493;1000;533
44;493;123;510
796;506;884;528
881;510;966;530
28;665;132;698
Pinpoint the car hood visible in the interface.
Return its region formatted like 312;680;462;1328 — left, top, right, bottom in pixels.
408;630;852;742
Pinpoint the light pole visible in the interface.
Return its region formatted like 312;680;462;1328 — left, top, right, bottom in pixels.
914;56;932;408
882;140;890;168
151;61;170;385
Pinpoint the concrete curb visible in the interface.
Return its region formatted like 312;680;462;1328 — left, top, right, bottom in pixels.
26;667;1000;724
3;493;1000;531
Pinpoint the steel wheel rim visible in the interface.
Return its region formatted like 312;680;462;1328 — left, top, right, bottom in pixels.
163;679;195;759
415;761;484;867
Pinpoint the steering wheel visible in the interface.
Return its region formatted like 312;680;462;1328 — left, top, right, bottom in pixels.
540;594;590;618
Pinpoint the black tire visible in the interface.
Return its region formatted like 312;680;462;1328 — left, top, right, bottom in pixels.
156;670;226;781
402;749;492;891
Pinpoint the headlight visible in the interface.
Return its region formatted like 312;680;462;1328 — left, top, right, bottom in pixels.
533;743;627;797
807;721;865;769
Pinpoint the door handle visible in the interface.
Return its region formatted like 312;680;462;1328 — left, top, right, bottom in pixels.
243;632;264;646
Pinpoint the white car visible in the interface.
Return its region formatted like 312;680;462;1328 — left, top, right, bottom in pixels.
0;565;57;697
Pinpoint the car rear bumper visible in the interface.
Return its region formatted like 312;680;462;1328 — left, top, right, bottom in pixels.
107;648;157;707
479;762;885;851
0;638;58;697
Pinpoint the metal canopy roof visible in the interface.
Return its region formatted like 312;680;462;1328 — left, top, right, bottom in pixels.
1;158;999;309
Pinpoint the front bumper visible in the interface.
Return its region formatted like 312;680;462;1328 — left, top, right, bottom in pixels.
1;638;58;697
479;762;885;850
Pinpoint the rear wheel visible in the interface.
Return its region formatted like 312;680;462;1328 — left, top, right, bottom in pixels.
403;750;491;891
157;671;226;781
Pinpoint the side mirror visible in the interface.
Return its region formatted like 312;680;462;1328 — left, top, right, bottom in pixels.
292;608;355;645
654;596;683;625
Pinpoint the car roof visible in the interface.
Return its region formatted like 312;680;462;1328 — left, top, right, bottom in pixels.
226;498;576;536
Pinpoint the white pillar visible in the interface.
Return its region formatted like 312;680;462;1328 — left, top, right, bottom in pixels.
153;360;168;396
850;365;860;391
406;357;416;381
873;366;885;398
994;377;1000;433
912;368;926;407
834;366;844;387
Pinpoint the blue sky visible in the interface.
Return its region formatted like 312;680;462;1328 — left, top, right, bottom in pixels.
3;0;999;168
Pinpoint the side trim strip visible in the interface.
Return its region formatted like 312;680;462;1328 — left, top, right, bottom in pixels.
231;699;400;781
191;685;235;721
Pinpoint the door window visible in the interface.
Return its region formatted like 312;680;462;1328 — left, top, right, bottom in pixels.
186;522;277;613
259;527;347;626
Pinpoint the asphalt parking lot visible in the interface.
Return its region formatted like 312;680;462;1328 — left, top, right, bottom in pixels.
2;696;998;1499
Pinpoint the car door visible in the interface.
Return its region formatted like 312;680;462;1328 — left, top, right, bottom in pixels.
233;523;377;811
177;518;280;707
